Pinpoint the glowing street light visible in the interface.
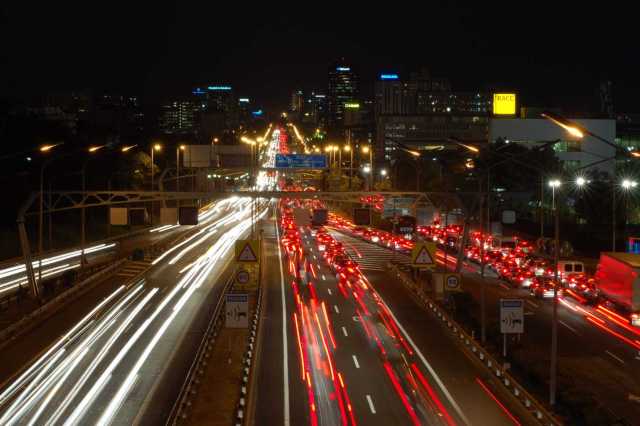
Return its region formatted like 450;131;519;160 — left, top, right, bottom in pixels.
39;143;63;152
622;179;638;190
88;145;106;153
575;176;587;187
541;112;585;139
380;168;388;176
121;145;137;152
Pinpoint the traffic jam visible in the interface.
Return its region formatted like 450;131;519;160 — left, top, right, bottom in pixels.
321;205;640;354
279;199;464;426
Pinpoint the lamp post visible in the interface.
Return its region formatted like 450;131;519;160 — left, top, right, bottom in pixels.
37;143;64;291
547;178;562;406
177;144;185;207
80;145;106;265
344;145;353;189
362;146;372;190
622;179;638;249
151;143;162;224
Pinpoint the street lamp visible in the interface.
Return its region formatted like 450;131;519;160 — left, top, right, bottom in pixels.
151;143;162;191
380;168;387;176
344;145;353;188
177;144;186;198
575;176;587;187
362;145;373;189
38;142;64;293
546;177;562;406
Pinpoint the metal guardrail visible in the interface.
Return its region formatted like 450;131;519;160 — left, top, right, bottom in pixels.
0;258;126;350
388;263;562;426
166;274;236;425
234;287;263;426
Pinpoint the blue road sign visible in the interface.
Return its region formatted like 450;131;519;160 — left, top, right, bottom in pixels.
275;154;328;169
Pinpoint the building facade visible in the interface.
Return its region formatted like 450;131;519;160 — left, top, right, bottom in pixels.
374;69;490;164
489;118;617;174
328;61;358;128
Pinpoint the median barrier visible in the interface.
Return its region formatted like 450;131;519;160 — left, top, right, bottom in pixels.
387;263;562;426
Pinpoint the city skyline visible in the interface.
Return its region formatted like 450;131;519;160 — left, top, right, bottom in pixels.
1;3;639;113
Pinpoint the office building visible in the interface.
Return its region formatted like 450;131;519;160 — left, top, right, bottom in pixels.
159;99;198;135
375;69;490;163
328;60;358;127
489;118;616;174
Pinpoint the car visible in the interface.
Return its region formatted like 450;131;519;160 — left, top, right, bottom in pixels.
530;278;562;299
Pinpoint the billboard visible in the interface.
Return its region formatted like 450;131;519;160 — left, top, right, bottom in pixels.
493;93;517;116
275;154;327;169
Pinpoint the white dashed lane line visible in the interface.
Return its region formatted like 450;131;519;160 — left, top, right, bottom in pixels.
334;305;340;314
366;395;376;414
559;320;581;336
605;350;625;364
352;355;360;369
327;288;332;295
342;326;348;337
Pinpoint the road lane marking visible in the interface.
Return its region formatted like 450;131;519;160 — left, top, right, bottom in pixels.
376;293;471;425
327;289;332;295
498;282;510;290
527;300;539;309
524;311;534;316
322;274;326;281
559;320;581;336
342;327;348;337
275;218;290;426
334;305;340;314
366;395;376;414
352;355;360;369
605;350;625;364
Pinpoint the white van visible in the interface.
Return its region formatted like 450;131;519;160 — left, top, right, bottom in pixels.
558;260;585;280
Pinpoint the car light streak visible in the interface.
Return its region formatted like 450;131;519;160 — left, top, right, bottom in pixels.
476;377;521;426
586;316;640;350
410;363;456;426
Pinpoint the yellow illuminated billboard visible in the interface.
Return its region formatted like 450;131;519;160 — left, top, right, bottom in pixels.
493;93;517;116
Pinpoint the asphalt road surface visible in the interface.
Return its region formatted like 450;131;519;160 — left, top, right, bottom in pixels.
0;196;268;425
254;212;525;426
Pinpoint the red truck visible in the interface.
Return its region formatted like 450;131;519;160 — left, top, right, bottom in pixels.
595;252;640;327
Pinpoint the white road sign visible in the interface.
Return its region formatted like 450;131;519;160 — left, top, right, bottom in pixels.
226;293;249;328
500;299;524;334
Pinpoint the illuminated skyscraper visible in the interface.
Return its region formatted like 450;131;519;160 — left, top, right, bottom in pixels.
328;60;358;127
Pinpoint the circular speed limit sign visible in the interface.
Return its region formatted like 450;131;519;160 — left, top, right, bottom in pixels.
236;269;250;284
446;275;460;289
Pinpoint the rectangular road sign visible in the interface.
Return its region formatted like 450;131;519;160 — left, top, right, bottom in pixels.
275;154;327;169
225;293;249;328
500;299;524;334
235;240;260;263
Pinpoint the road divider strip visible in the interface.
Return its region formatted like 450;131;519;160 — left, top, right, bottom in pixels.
387;263;561;426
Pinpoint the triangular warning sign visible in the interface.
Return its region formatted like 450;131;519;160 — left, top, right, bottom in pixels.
237;243;258;262
414;246;434;265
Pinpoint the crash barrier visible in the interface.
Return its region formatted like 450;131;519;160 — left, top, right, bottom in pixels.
388;263;562;426
166;274;236;425
234;287;263;426
0;258;126;351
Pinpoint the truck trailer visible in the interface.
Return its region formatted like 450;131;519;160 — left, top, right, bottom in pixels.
595;252;640;327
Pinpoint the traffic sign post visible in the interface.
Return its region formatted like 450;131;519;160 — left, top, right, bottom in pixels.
411;242;437;269
235;240;260;263
500;299;524;357
443;273;462;292
225;293;249;328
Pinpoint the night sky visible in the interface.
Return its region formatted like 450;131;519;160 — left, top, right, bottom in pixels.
1;2;638;112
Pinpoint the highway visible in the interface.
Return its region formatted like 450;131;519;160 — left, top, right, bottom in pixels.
326;222;640;423
0;196;268;425
0;217;193;299
254;206;525;426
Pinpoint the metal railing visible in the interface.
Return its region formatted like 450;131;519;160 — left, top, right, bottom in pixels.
166;274;236;425
388;263;562;426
